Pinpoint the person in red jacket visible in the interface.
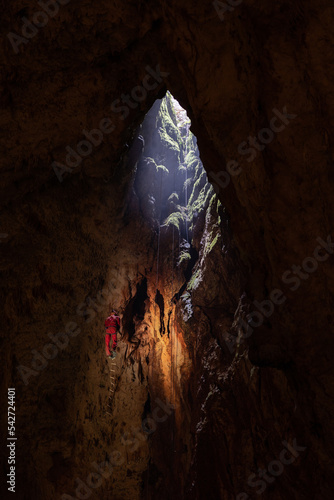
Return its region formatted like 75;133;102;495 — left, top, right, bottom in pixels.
105;310;120;359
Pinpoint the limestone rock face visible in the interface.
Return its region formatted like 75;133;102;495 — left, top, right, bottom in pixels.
1;1;334;499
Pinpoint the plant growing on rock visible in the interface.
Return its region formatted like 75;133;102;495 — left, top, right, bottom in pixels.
156;164;169;174
163;211;185;231
178;250;191;266
168;192;179;202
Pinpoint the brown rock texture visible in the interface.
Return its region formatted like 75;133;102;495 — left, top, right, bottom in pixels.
1;1;334;499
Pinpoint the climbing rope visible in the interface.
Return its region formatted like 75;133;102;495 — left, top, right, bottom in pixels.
145;163;164;498
170;148;178;495
155;169;163;306
185;125;189;242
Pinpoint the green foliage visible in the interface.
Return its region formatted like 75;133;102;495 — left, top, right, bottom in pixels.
188;170;206;207
156;164;169;174
150;93;228;322
176;204;188;216
178;251;191;265
216;198;222;224
157;93;182;158
158;129;180;155
202;195;222;257
163;211;185;231
185;150;199;171
187;268;202;291
206;232;220;255
188;185;216;231
144;157;169;175
168;192;179;202
183;177;192;192
144;156;156;165
185;132;196;152
209;192;217;210
156;94;224;256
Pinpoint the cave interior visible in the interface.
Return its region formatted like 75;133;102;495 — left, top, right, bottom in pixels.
1;2;334;500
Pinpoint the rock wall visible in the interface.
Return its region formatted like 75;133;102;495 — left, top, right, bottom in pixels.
1;1;334;499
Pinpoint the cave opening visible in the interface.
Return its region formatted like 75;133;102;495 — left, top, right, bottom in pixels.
122;91;224;359
122;91;223;361
103;92;227;498
133;91;215;245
